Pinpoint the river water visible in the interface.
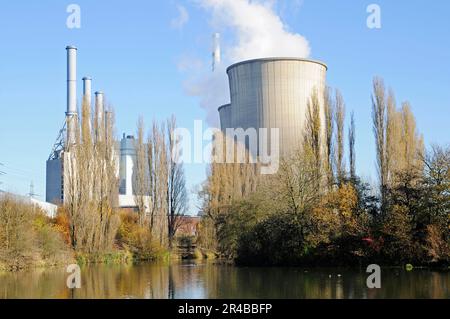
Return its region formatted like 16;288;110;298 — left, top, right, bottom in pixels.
0;261;449;299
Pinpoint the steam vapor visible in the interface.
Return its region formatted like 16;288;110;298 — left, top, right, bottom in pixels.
184;0;311;125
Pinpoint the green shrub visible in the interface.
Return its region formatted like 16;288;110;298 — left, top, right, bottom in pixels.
236;213;311;266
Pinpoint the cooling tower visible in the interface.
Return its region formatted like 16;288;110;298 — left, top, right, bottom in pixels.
218;104;231;131
220;58;327;156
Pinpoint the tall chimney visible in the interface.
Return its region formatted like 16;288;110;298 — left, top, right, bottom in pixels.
95;91;104;122
82;77;92;107
95;91;104;140
83;77;92;132
66;46;77;146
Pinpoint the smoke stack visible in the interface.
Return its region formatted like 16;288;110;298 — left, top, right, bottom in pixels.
212;33;221;72
95;91;104;140
82;77;92;107
66;46;78;146
83;77;92;132
95;91;104;122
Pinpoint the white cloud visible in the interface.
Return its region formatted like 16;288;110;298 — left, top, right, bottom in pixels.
171;5;190;30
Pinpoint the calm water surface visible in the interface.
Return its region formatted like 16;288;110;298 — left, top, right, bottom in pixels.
1;261;449;299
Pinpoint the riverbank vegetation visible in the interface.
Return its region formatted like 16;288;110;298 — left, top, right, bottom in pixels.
0;195;171;272
0;98;189;271
198;77;450;267
0;196;73;271
62;101;188;264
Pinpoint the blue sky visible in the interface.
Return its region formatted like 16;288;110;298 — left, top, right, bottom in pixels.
0;1;449;212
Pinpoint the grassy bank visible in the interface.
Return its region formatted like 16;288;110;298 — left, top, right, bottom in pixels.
74;249;172;266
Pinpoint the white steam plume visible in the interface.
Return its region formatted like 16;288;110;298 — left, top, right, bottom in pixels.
200;0;310;62
184;0;311;125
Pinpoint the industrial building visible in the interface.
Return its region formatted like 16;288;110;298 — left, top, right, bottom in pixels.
46;46;143;209
218;58;328;157
46;45;328;207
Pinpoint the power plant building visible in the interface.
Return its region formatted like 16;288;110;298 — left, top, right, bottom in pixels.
219;58;328;156
46;46;144;210
46;48;328;208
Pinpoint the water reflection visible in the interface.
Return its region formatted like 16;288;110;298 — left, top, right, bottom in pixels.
0;261;449;299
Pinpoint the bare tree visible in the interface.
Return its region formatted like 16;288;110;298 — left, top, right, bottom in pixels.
324;87;335;188
372;77;425;215
148;121;168;246
147;127;155;233
134;116;149;226
166;115;188;249
335;89;346;184
383;88;424;188
349;111;356;180
95;103;119;252
388;101;424;181
304;89;323;192
273;150;322;215
372;77;388;213
65;98;119;253
386;89;397;185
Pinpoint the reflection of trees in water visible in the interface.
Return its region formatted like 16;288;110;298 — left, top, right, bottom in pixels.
0;268;69;299
146;264;169;299
200;267;450;299
77;263;171;299
167;263;207;299
168;265;174;299
1;265;449;299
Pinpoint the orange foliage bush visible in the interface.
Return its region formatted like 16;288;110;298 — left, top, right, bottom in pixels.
314;183;366;239
53;207;71;245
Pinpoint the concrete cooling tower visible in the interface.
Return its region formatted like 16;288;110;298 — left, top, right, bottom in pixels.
219;58;328;157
